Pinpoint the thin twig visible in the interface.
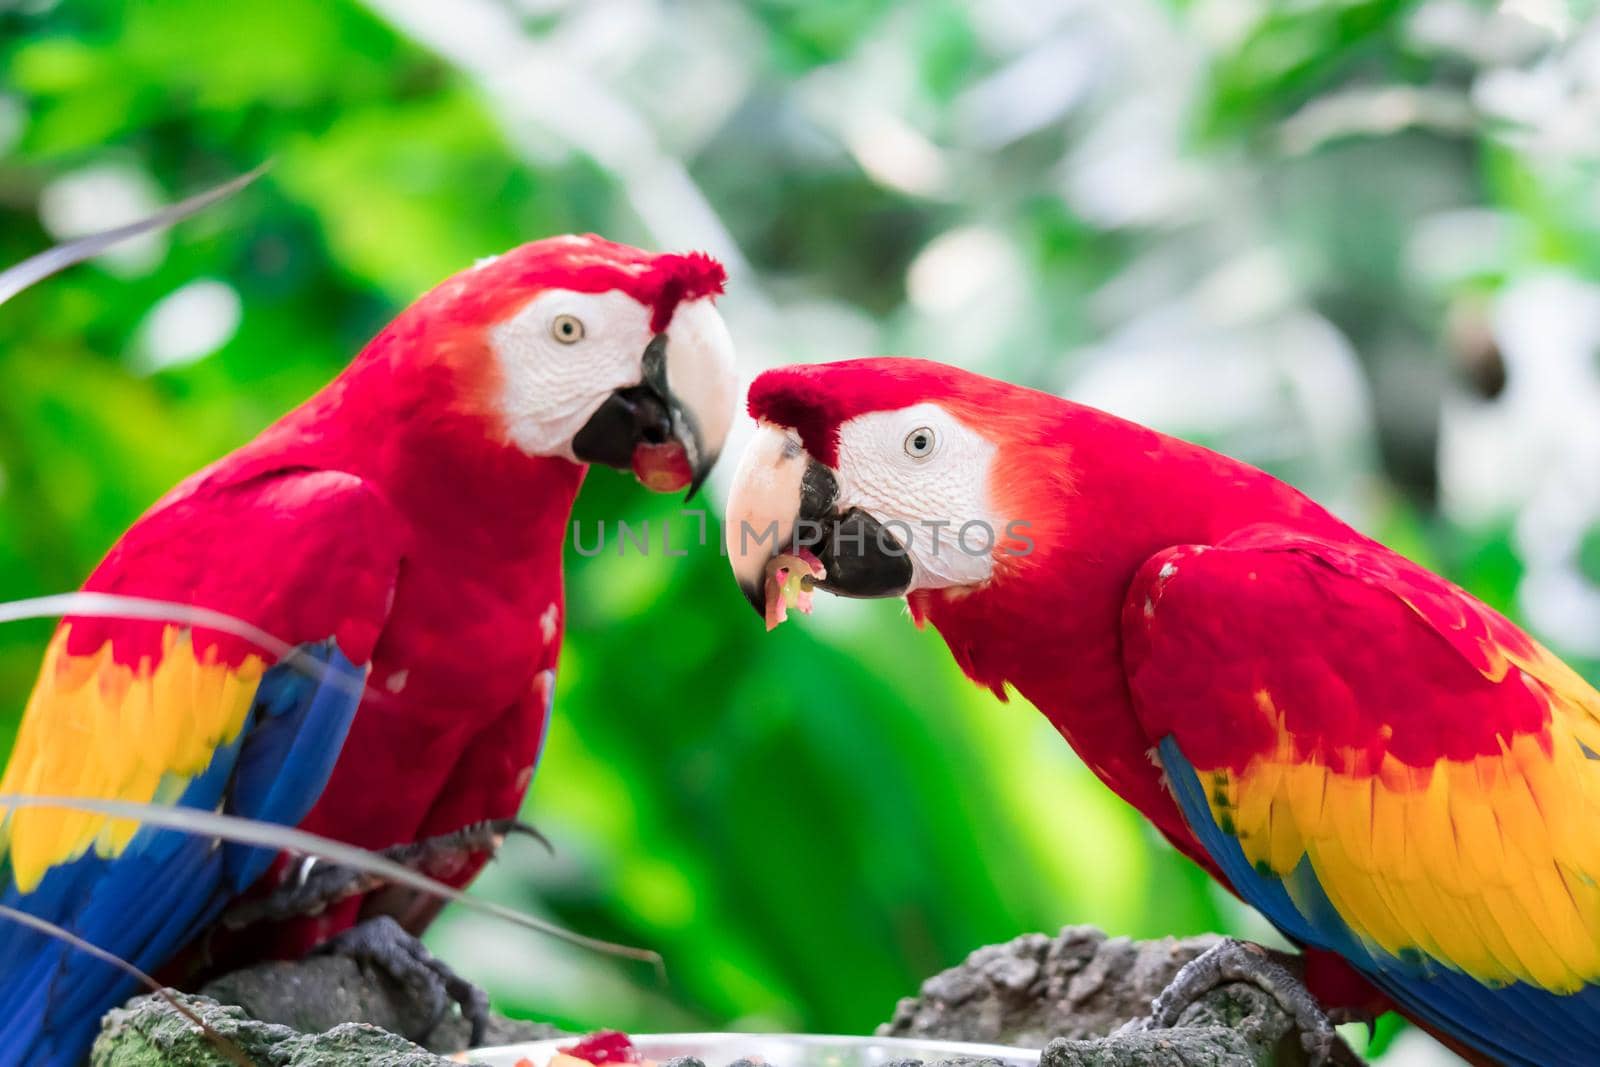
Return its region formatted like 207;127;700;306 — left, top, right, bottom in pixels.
0;164;268;306
0;591;370;701
0;795;664;974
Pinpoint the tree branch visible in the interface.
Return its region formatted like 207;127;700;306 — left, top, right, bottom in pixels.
94;928;1357;1066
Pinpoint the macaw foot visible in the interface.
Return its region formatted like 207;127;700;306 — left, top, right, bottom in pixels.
1325;1005;1378;1044
318;914;492;1045
382;816;552;873
1132;938;1343;1066
223;818;548;928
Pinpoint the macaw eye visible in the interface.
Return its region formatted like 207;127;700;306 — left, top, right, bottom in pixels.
904;426;937;459
551;314;585;344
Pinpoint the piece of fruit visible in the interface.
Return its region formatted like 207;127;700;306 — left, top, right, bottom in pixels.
764;548;826;630
631;440;692;491
561;1030;643;1065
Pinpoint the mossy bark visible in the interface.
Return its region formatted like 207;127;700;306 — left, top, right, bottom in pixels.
880;927;1358;1066
90;993;461;1067
94;928;1357;1066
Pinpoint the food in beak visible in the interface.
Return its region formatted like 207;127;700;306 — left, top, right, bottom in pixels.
630;440;692;492
764;549;827;631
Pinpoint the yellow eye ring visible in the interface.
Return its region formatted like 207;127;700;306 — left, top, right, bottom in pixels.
551;314;585;344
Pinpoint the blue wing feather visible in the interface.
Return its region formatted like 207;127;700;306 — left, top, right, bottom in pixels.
0;642;363;1067
225;643;364;890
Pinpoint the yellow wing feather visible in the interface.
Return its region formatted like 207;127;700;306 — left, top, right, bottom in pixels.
0;625;263;892
1206;643;1600;993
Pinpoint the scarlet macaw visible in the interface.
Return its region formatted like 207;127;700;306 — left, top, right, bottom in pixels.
0;234;737;1067
726;357;1599;1067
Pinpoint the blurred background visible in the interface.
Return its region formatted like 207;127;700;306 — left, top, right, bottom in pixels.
3;0;1599;1062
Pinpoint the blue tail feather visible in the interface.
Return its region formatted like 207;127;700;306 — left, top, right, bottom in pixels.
0;642;363;1067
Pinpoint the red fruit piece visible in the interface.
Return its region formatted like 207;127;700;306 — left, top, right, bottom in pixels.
562;1031;641;1065
631;440;692;492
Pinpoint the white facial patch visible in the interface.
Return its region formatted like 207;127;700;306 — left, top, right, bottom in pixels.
833;402;1001;591
489;288;654;458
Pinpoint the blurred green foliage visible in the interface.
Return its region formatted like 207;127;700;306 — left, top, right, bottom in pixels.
3;1;1599;1061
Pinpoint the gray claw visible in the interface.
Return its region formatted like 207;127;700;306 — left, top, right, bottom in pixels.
1146;938;1341;1067
222;858;378;929
221;819;552;931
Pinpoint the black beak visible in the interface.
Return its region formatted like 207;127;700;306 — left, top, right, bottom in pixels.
733;460;915;619
572;334;715;497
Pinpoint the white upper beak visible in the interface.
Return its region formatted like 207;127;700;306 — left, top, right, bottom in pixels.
724;422;809;610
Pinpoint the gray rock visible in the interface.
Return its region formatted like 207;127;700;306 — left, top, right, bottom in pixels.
95;927;1359;1067
1039;1029;1262;1067
90;992;465;1067
880;926;1224;1046
879;928;1358;1066
200;955;565;1054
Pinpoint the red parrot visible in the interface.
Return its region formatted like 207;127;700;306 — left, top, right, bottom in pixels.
726;357;1600;1067
0;234;737;1067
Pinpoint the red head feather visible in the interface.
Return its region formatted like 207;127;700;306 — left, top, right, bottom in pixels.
634;250;728;333
747;357;1058;467
351;234;727;434
419;234;726;337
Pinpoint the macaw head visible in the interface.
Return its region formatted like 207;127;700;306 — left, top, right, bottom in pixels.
399;233;737;495
725;357;1065;621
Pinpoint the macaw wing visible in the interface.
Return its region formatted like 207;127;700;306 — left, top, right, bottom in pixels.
1121;524;1600;1067
0;468;401;1067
